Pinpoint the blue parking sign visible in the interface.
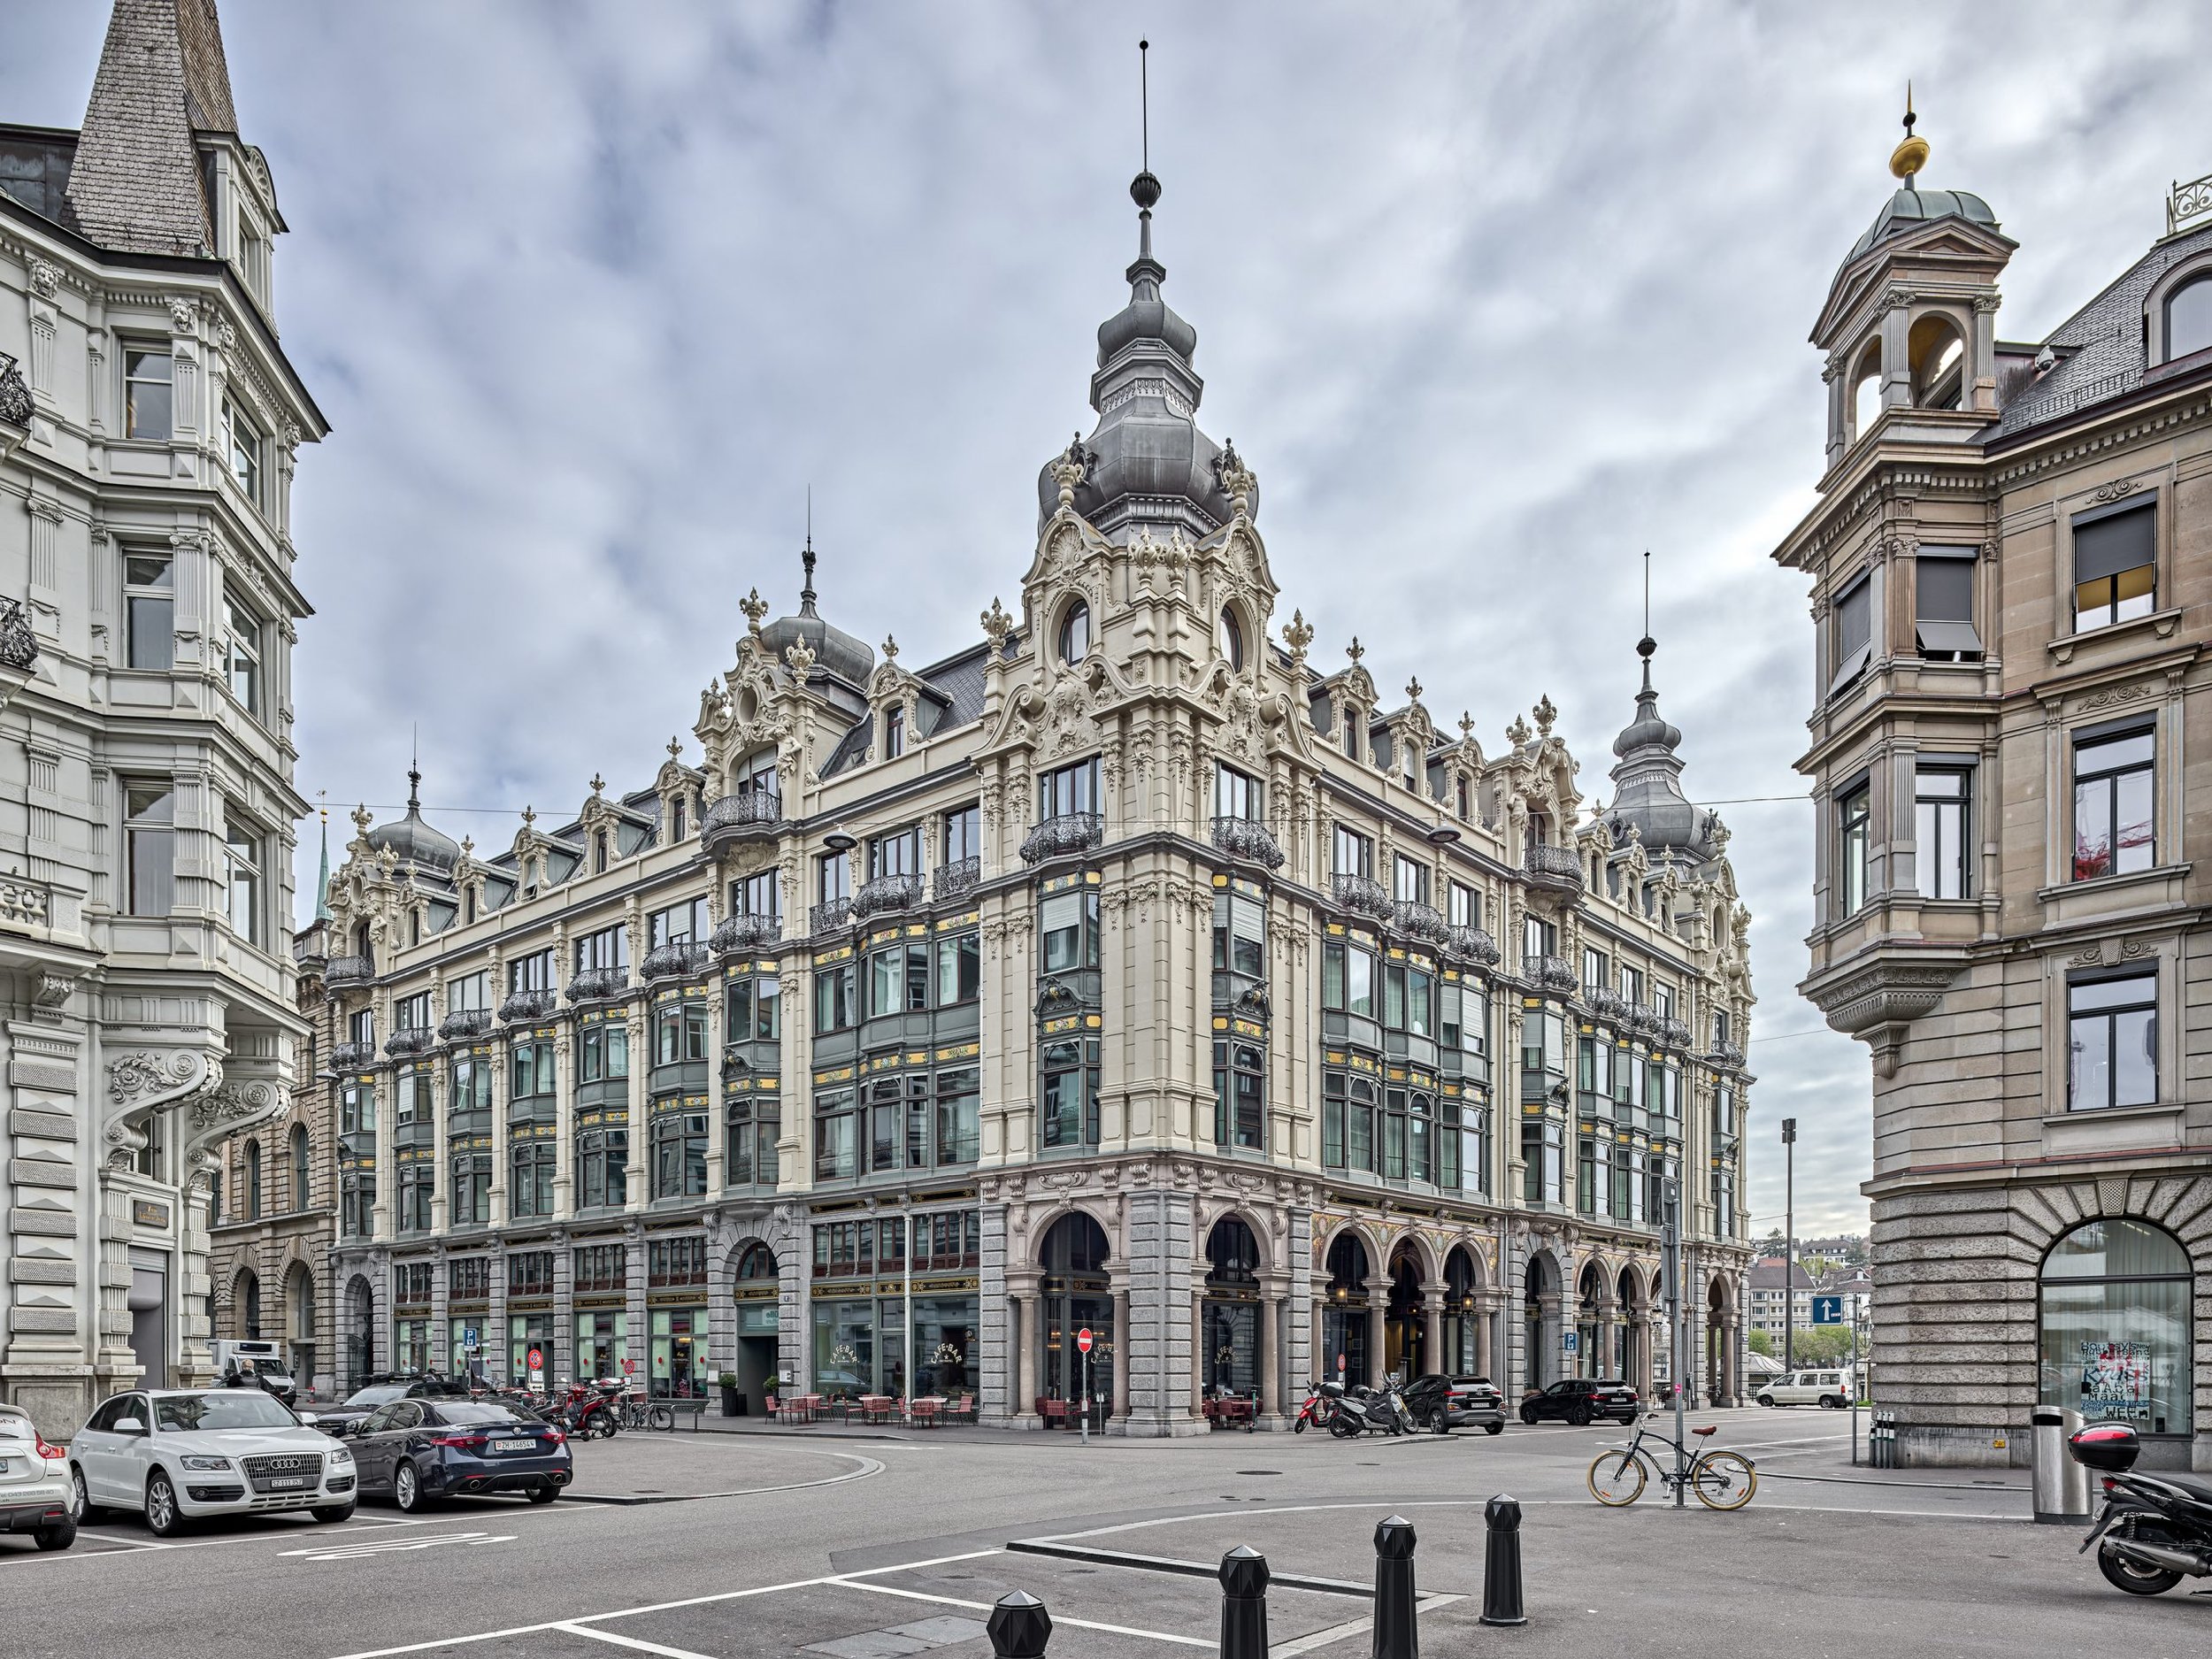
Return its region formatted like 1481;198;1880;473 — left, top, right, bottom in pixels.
1811;1294;1843;1325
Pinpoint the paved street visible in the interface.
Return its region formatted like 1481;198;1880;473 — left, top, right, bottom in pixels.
6;1410;2203;1657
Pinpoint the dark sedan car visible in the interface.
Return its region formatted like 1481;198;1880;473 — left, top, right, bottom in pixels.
346;1400;571;1511
301;1376;472;1440
1401;1374;1506;1435
1517;1377;1640;1426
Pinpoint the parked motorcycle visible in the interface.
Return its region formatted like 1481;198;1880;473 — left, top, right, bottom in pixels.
2070;1421;2212;1594
556;1380;619;1440
1294;1381;1341;1434
1326;1382;1410;1439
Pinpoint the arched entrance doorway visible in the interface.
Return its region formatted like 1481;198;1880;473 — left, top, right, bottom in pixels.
731;1241;780;1415
1574;1263;1604;1379
1524;1253;1561;1392
1385;1243;1425;1382
1441;1247;1483;1375
344;1275;375;1392
285;1263;316;1386
235;1269;261;1342
1202;1217;1262;1401
1706;1274;1732;1404
1616;1265;1647;1392
1038;1213;1112;1416
1319;1233;1372;1386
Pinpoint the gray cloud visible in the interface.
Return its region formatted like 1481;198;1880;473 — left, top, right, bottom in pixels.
10;0;2206;1240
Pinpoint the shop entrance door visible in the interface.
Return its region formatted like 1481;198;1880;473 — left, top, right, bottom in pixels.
1042;1290;1112;1416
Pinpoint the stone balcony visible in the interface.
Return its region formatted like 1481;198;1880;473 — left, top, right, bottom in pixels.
1210;816;1285;870
566;966;631;1003
1523;842;1585;897
1020;812;1103;864
711;912;783;954
700;791;780;855
852;872;926;922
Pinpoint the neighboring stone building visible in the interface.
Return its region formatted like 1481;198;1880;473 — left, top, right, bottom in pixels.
0;0;323;1433
1774;113;2212;1469
317;155;1757;1432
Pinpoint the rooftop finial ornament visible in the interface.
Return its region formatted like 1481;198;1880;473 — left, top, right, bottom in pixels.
1131;40;1161;253
1889;81;1929;184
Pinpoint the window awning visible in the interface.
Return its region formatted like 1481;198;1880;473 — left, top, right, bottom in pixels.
1915;620;1983;656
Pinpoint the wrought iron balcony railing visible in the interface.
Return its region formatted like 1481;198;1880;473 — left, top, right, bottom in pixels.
331;1040;376;1071
1622;1001;1660;1037
438;1008;494;1042
1659;1016;1694;1049
0;595;36;672
1445;925;1502;967
641;942;712;982
566;966;631;1003
1703;1041;1747;1069
384;1027;434;1058
0;353;30;430
700;790;780;852
1210;816;1285;870
325;954;374;989
933;856;981;903
499;988;559;1024
810;898;854;937
1523;954;1578;995
1330;872;1394;922
1391;899;1448;945
1020;812;1103;864
711;912;782;954
852;872;926;921
1523;842;1585;893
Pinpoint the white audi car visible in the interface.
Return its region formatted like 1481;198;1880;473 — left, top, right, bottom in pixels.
70;1387;357;1537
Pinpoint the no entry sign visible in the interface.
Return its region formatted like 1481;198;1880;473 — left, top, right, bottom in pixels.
1076;1327;1094;1355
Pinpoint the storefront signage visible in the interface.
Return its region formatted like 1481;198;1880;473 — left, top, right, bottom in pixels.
2081;1340;2151;1422
132;1199;171;1229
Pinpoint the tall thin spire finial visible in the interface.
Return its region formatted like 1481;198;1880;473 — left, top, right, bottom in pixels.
800;486;818;618
408;725;421;812
1129;40;1162;262
1140;38;1149;176
315;789;333;923
1637;549;1657;694
1890;80;1930;183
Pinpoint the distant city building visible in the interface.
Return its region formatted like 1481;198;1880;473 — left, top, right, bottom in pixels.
0;0;323;1433
1773;112;2212;1470
1746;1256;1820;1345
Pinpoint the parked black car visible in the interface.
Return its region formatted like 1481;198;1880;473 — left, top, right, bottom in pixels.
1517;1377;1640;1426
345;1399;571;1512
302;1376;473;1440
1401;1374;1507;1435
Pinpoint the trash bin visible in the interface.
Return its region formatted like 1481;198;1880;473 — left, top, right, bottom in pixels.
2058;1408;2093;1517
2031;1406;2090;1524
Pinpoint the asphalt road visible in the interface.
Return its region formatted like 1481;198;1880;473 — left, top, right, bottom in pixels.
6;1409;2205;1658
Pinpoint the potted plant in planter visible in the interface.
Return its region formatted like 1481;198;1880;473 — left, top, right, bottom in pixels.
718;1370;741;1417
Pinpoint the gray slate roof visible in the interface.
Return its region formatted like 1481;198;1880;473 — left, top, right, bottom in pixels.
65;0;237;255
820;636;1005;779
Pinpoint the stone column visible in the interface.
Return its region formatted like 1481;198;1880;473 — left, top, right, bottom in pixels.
1310;1296;1327;1383
1594;1295;1617;1381
1009;1290;1032;1425
1474;1294;1496;1380
1535;1290;1563;1389
1190;1286;1207;1417
1420;1290;1443;1380
1259;1290;1280;1421
1364;1276;1389;1386
1111;1283;1130;1421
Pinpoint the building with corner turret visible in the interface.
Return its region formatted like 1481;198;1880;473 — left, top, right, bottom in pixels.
1773;111;2212;1471
316;152;1756;1431
0;0;325;1434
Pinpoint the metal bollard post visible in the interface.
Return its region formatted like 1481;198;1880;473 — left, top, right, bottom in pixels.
987;1590;1052;1658
1478;1494;1526;1627
1218;1545;1270;1659
1370;1514;1417;1659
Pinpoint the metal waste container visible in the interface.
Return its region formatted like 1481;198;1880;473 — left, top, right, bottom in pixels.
2032;1406;2092;1523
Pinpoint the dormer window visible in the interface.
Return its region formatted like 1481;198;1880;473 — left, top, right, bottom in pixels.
671;795;687;840
884;706;905;759
1217;606;1243;670
594;832;609;873
2165;273;2212;362
1057;600;1090;664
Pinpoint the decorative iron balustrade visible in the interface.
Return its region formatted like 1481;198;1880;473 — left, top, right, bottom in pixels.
1523;843;1585;892
1522;954;1578;994
852;872;926;921
384;1027;435;1058
0;596;36;672
1390;899;1448;945
325;955;374;988
1621;1001;1660;1036
641;942;712;982
933;856;981;903
1445;925;1501;967
330;1041;376;1071
1704;1041;1747;1069
1210;816;1285;869
438;1009;494;1042
711;911;782;953
1585;987;1627;1022
700;791;780;849
1020;812;1102;864
566;966;631;1002
1659;1016;1693;1049
2170;170;2212;237
1329;872;1394;922
498;988;559;1023
0;354;29;429
810;898;854;937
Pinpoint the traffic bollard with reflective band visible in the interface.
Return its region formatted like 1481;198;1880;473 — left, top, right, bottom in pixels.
1371;1514;1417;1659
1479;1494;1526;1626
1218;1545;1270;1659
987;1590;1052;1658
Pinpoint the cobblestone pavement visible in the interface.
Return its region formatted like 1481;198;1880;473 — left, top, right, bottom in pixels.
8;1409;2205;1657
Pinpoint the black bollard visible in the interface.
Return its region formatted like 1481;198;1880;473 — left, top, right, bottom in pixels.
1479;1494;1526;1627
987;1589;1052;1658
1370;1514;1417;1659
1218;1545;1270;1659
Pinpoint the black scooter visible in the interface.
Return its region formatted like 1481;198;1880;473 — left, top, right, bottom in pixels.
2070;1421;2212;1595
1327;1381;1410;1439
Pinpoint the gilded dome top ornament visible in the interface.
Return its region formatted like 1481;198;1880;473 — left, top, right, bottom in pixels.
1889;83;1930;183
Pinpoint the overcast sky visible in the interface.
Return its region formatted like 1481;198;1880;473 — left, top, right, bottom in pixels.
11;2;2208;1240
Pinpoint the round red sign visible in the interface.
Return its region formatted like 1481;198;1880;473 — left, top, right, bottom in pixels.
1076;1327;1094;1355
527;1347;543;1370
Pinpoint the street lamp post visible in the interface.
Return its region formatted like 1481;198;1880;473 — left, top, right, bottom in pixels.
1781;1118;1797;1377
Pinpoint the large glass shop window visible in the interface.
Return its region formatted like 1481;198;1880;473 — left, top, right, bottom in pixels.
2039;1218;2193;1438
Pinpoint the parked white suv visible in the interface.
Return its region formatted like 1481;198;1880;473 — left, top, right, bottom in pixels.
70;1388;357;1537
1755;1369;1854;1409
0;1403;73;1552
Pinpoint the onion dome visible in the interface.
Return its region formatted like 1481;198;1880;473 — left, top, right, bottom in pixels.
366;767;460;873
757;541;874;687
1039;165;1247;540
1601;638;1720;865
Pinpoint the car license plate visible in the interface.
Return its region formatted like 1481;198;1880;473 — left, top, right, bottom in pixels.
491;1438;534;1454
268;1476;307;1489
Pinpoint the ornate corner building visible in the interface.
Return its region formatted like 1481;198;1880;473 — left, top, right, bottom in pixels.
313;149;1756;1432
1774;116;2212;1469
0;1;325;1432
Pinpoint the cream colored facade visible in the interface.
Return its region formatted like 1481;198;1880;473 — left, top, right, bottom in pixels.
1777;139;2212;1468
319;166;1755;1431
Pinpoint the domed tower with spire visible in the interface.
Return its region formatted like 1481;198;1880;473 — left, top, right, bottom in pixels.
1602;634;1723;873
365;764;461;876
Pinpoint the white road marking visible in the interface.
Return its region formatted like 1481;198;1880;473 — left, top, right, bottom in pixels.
837;1577;1214;1648
551;1624;718;1659
281;1531;515;1563
1268;1597;1459;1659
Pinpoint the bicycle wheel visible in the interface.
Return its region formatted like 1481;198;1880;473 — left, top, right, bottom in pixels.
649;1405;674;1432
1586;1448;1648;1506
1691;1451;1757;1510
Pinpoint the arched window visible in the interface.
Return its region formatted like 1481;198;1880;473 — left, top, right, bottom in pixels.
1851;341;1883;439
1057;599;1090;664
245;1140;263;1220
671;795;687;841
883;706;905;759
1205;1216;1261;1286
1909;314;1965;410
735;1242;777;1281
1217;606;1243;670
2039;1217;2193;1439
738;749;778;805
242;1271;262;1340
595;832;609;873
2166;273;2212;363
289;1124;309;1210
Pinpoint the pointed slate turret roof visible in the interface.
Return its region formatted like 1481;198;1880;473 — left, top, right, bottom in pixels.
1601;637;1721;866
64;0;238;254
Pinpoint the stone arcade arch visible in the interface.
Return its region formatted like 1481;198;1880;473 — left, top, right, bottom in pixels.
1441;1244;1490;1378
1317;1230;1376;1387
728;1240;780;1416
343;1274;376;1393
1385;1240;1427;1383
1523;1248;1566;1393
1033;1211;1112;1422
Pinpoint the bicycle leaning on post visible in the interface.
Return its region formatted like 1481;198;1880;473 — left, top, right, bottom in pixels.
1586;1415;1758;1509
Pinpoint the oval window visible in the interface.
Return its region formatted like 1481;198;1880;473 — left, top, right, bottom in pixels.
1058;600;1090;664
1217;606;1244;670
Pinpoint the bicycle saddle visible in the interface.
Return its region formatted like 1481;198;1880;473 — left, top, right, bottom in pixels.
1692;1425;1718;1437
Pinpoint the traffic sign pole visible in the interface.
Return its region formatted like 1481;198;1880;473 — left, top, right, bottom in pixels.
1663;1176;1684;1508
1077;1327;1094;1446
